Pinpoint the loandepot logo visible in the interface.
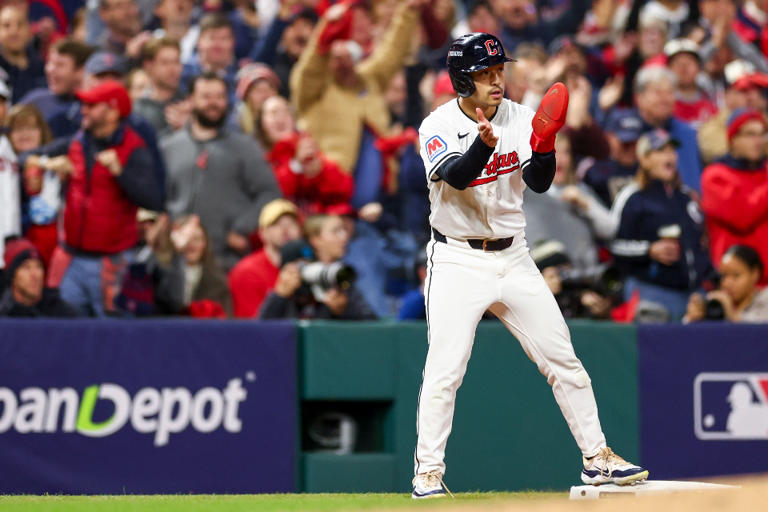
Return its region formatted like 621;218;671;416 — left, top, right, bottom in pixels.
0;378;247;446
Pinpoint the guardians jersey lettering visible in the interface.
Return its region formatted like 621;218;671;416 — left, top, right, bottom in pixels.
467;151;521;187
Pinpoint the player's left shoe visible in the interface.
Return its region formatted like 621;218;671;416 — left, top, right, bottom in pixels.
412;470;453;499
581;447;649;486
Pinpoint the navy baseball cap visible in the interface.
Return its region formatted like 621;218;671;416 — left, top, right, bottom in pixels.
85;51;126;76
606;110;644;143
636;129;680;158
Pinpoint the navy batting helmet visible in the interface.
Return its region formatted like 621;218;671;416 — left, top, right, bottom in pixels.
447;33;514;98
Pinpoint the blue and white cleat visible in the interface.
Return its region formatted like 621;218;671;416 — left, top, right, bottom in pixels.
581;447;649;486
412;470;453;499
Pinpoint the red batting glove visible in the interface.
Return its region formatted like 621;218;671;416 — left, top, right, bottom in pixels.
530;82;569;153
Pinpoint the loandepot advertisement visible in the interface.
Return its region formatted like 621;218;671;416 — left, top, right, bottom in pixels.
0;378;248;447
0;320;297;494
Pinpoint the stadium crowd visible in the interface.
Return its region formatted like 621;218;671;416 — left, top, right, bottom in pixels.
0;0;767;323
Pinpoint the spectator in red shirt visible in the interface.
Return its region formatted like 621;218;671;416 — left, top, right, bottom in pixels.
229;198;303;318
664;38;717;130
256;95;354;217
701;109;768;283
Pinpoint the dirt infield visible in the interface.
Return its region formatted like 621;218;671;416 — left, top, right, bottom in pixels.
392;475;768;512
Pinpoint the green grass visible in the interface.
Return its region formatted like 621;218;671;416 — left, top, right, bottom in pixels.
0;492;558;512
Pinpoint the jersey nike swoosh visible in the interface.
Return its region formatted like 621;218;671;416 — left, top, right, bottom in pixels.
458;132;469;139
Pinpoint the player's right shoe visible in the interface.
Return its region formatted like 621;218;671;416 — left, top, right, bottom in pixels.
412;470;452;499
581;447;649;486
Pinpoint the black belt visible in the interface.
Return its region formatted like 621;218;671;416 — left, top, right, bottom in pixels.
432;228;514;252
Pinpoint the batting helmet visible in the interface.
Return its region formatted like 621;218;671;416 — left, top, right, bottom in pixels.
446;33;514;98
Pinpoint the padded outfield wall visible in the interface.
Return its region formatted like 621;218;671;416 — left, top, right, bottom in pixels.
299;320;638;492
0;319;766;494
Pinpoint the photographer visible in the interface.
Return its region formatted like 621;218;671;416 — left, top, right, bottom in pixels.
684;245;768;323
259;214;376;320
531;240;617;320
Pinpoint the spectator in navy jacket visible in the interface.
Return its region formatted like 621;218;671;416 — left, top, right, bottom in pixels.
611;129;712;321
0;4;47;103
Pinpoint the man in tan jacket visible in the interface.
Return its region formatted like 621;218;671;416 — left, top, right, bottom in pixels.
290;0;422;176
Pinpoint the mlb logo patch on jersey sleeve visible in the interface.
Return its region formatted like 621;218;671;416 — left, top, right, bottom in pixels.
425;135;447;163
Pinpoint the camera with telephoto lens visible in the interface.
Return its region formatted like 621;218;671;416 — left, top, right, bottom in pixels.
280;240;357;301
299;261;357;291
559;264;623;296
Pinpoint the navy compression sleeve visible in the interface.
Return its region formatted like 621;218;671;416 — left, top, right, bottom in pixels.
435;134;495;190
522;150;556;193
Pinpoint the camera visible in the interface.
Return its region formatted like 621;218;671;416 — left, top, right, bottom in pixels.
559;264;622;296
705;297;726;320
280;240;357;301
299;261;356;290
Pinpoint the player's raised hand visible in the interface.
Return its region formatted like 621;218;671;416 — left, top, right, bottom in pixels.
476;108;498;147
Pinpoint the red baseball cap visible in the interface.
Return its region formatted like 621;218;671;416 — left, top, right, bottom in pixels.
76;80;132;118
731;73;768;91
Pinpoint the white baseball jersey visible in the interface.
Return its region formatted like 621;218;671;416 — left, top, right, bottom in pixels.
419;98;534;240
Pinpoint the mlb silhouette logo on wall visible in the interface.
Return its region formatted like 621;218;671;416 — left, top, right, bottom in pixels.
694;373;768;440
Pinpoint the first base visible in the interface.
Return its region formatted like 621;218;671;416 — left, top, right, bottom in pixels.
569;480;738;500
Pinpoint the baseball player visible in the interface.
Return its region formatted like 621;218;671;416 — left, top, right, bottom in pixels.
412;33;649;499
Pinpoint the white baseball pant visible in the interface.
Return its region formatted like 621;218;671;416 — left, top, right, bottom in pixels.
414;233;607;476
